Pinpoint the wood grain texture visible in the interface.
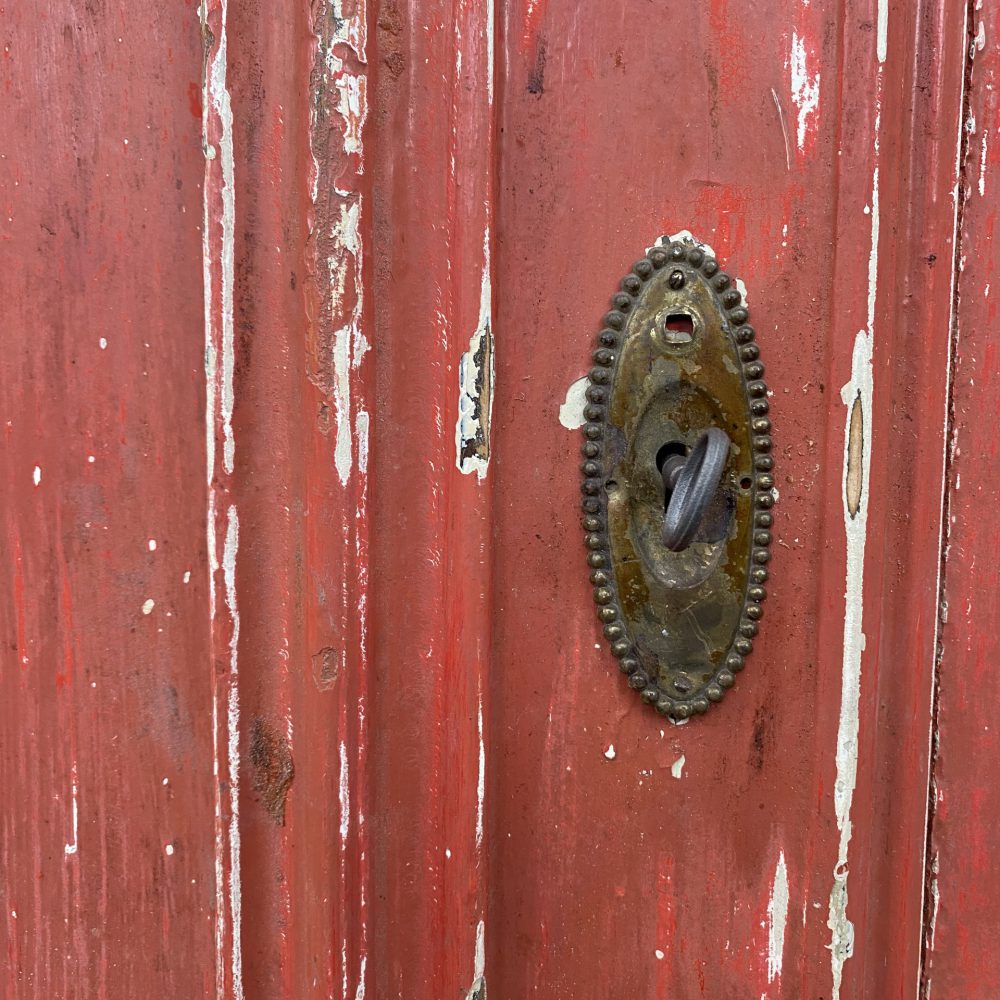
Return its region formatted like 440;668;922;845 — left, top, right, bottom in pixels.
0;3;216;997
922;5;1000;997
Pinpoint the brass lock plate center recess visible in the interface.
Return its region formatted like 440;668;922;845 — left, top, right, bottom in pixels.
580;238;775;720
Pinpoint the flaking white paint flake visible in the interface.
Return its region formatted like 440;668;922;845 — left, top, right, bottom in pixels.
768;852;789;983
789;33;820;153
456;229;494;480
559;376;590;430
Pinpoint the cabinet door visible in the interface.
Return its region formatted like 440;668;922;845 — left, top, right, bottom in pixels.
0;1;981;998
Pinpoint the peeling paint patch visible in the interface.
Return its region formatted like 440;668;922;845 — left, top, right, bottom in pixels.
457;231;494;479
310;2;369;487
670;754;685;779
559;376;589;430
767;852;789;983
788;32;820;153
466;974;487;1000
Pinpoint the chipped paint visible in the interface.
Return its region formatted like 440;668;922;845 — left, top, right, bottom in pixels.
789;32;820;153
980;131;988;197
209;0;237;477
476;679;485;848
223;506;243;1000
767;852;789;983
457;230;494;479
331;199;366;486
877;0;888;64
63;762;79;856
670;754;685;779
828;330;875;995
313;1;369;486
559;375;589;430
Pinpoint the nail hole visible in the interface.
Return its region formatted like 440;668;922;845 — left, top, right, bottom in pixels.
663;313;694;345
739;476;753;491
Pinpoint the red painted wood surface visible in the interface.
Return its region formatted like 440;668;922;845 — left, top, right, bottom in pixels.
0;1;987;998
923;6;1000;997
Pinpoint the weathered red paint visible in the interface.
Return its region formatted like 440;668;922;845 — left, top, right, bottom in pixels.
0;1;988;998
923;6;1000;996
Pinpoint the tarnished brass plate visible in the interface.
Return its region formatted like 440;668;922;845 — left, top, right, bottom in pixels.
580;239;775;720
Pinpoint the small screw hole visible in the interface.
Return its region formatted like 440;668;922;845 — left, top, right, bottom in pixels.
739;476;753;491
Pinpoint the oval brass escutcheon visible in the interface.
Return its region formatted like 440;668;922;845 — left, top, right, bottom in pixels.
580;238;775;720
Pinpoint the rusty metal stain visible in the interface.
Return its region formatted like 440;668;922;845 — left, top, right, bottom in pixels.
248;717;295;825
580;239;775;719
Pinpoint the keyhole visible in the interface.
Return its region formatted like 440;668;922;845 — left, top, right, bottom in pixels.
663;313;694;345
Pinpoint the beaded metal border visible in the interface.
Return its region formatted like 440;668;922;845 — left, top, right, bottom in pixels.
580;240;774;720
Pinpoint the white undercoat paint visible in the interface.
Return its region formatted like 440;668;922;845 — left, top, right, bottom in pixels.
876;0;888;63
209;2;236;477
223;506;243;1000
767;852;789;983
559;376;590;430
456;228;494;480
789;33;820;153
64;763;79;856
827;56;881;980
671;754;686;779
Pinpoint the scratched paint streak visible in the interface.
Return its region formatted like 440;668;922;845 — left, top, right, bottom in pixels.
767;852;788;983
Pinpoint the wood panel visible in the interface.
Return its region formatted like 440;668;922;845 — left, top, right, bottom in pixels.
487;0;966;996
0;3;216;996
922;6;1000;997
